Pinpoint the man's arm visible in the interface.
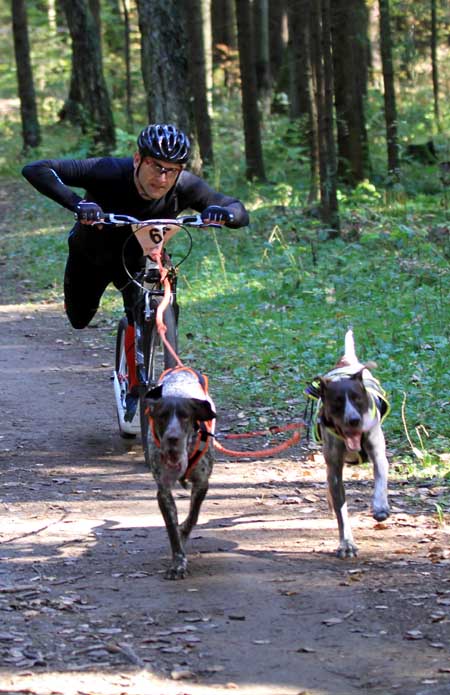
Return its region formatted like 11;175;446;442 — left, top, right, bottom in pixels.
22;158;103;212
177;171;249;228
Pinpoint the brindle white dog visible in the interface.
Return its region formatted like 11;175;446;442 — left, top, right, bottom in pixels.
312;329;390;558
144;367;215;579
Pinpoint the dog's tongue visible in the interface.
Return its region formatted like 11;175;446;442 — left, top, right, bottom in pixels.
344;432;362;451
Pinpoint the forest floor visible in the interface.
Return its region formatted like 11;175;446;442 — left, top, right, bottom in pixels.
1;186;450;695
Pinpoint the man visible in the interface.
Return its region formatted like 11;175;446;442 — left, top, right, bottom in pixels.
22;123;249;329
22;123;249;415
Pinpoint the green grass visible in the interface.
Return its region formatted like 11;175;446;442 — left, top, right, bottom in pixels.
1;58;450;484
3;168;449;480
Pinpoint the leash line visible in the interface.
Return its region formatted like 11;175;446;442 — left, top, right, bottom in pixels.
153;249;184;368
213;429;302;458
150;250;304;460
217;421;305;439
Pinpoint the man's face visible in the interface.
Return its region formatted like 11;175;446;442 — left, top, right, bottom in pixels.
133;153;182;200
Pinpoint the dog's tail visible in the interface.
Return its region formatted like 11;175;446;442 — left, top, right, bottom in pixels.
344;328;356;363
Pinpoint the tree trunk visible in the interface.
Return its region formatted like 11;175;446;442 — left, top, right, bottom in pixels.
59;0;93;128
89;0;101;31
11;0;41;150
331;0;370;186
288;0;319;204
185;0;214;165
58;52;84;126
311;0;339;233
235;0;266;181
269;1;287;92
202;0;214;116
211;0;238;93
253;0;272;116
287;0;309;119
212;0;237;50
431;0;440;131
121;0;134;128
61;0;115;151
378;0;399;178
136;0;191;130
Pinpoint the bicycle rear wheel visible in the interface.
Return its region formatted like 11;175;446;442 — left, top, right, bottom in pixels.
140;300;178;465
114;316;139;438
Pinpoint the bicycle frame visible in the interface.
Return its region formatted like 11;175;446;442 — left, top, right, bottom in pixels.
106;214;217;438
135;255;177;388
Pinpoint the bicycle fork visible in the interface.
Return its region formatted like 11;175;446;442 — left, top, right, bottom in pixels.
135;292;154;389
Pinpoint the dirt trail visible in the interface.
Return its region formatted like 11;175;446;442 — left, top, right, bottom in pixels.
0;300;450;694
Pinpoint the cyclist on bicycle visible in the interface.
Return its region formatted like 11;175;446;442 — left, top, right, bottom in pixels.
22;123;249;415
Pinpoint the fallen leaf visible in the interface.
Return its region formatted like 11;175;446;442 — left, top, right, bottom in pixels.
170;668;194;680
322;617;343;626
202;665;225;673
404;629;424;640
302;494;320;503
280;591;299;596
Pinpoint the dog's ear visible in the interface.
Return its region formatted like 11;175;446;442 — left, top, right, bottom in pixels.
191;398;216;422
145;384;163;400
319;376;331;397
350;364;377;381
350;369;365;382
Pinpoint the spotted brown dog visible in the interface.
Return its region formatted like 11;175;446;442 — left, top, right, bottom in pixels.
144;367;215;579
307;329;390;558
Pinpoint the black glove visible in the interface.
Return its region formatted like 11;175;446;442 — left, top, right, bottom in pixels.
201;205;234;225
75;201;104;222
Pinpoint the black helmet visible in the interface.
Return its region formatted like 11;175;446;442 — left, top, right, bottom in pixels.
137;124;191;164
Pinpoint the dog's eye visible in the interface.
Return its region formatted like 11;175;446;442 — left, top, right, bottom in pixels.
159;412;171;426
350;389;365;405
173;407;191;424
331;394;344;407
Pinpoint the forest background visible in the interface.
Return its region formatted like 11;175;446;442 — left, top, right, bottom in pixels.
1;0;449;490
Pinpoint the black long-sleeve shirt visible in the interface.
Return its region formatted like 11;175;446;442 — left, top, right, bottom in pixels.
22;157;249;224
22;157;249;265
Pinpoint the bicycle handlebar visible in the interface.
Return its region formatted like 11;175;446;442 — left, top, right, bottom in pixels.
72;211;233;259
101;213;211;227
91;212;231;258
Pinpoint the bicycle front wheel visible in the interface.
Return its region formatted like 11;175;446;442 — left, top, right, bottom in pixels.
114;316;139;438
140;300;178;465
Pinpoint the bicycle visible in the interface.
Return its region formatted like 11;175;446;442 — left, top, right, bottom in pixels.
95;213;223;458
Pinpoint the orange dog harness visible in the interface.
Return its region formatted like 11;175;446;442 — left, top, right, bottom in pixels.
146;366;215;482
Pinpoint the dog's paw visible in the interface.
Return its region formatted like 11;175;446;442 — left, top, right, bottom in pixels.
336;540;358;559
165;555;188;580
373;503;390;522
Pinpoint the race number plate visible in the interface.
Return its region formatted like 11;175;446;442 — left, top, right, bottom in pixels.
133;224;179;256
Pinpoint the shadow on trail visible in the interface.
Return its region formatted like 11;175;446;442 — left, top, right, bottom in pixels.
1;504;450;695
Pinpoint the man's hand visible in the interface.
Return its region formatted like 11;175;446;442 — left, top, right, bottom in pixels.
201;205;234;225
75;201;104;224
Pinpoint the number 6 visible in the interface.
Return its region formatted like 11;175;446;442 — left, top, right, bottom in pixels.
149;227;164;245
